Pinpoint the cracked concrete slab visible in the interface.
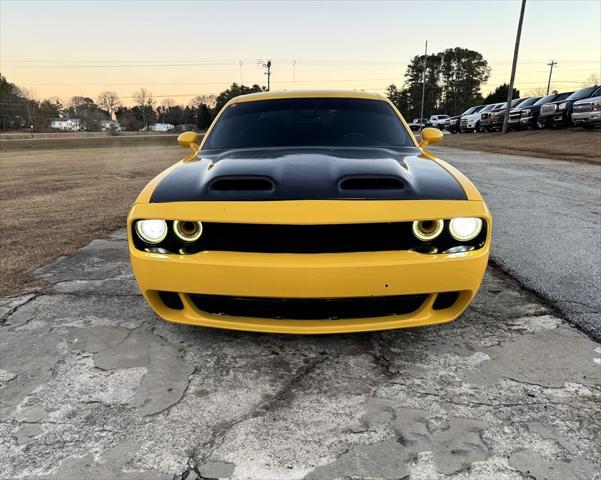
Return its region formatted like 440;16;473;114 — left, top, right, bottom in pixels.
1;232;600;480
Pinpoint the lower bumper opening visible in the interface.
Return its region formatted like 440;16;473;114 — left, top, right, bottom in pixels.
433;291;460;310
158;290;184;310
188;293;429;320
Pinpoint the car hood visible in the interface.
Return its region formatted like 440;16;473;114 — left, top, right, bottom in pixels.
150;146;467;202
574;95;601;104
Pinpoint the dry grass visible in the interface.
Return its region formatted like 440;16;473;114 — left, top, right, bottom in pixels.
0;144;183;296
438;129;601;163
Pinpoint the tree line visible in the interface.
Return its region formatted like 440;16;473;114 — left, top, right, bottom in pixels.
2;47;539;132
385;47;493;119
0;75;266;132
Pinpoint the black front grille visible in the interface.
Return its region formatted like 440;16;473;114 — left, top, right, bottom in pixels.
133;220;488;254
200;222;420;253
189;293;428;320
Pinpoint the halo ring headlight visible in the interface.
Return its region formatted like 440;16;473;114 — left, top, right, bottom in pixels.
449;217;483;242
412;219;444;242
173;220;203;242
135;219;168;244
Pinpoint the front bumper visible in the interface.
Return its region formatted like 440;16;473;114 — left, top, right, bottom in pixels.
572;111;601;126
539;111;569;126
128;200;491;334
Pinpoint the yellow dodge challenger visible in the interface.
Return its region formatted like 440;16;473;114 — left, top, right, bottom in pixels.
128;90;491;334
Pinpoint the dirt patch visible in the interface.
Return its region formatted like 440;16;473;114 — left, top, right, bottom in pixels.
438;129;601;163
0;144;183;296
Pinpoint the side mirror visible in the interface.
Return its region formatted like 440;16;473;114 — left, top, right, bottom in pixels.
419;127;443;149
177;131;199;152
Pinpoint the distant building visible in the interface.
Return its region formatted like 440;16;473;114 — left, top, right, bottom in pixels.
175;123;197;132
148;123;175;132
49;118;82;131
101;120;122;132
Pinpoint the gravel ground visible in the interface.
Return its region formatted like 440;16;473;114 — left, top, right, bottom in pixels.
1;230;599;480
434;146;601;341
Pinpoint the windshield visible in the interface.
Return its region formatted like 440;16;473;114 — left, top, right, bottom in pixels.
516;97;541;108
203;98;413;150
533;94;557;106
567;86;597;101
462;107;476;115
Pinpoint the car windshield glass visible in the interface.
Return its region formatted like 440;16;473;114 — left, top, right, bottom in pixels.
473;106;485;112
516;97;541;108
567;86;596;101
462;107;476;115
203;98;413;150
533;95;557;106
554;92;573;101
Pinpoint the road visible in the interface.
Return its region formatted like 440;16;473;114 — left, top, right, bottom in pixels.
2;232;600;479
433;146;601;340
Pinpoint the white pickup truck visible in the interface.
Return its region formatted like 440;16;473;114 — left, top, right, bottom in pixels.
429;115;450;129
459;105;486;132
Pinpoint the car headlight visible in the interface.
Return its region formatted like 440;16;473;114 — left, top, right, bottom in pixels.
173;220;203;242
135;219;168;244
449;217;483;242
521;109;531;115
412;219;444;241
558;102;568;111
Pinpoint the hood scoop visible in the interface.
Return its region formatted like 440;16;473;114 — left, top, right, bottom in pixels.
210;176;275;192
150;146;467;202
339;176;404;191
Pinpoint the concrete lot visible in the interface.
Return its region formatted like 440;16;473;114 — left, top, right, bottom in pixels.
1;229;600;479
434;147;601;341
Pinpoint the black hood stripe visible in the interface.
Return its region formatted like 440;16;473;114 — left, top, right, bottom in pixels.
150;147;466;202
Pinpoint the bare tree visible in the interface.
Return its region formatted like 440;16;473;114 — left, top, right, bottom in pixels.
97;91;121;119
526;86;549;97
160;98;175;108
132;88;155;129
189;94;217;109
583;73;601;86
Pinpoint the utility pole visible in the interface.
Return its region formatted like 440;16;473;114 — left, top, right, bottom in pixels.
502;0;526;135
546;60;557;94
263;60;272;91
419;40;428;129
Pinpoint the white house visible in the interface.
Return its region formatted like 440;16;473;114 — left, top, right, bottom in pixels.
49;118;82;131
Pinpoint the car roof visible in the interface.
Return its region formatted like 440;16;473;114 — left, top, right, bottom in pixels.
229;89;386;104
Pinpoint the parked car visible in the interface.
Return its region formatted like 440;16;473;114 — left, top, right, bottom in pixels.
507;96;544;129
446;115;461;134
410;117;430;131
429;114;449;129
539;85;601;128
572;95;601;128
128;90;491;334
478;103;505;132
459;105;486;132
490;98;529;131
509;92;572;129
